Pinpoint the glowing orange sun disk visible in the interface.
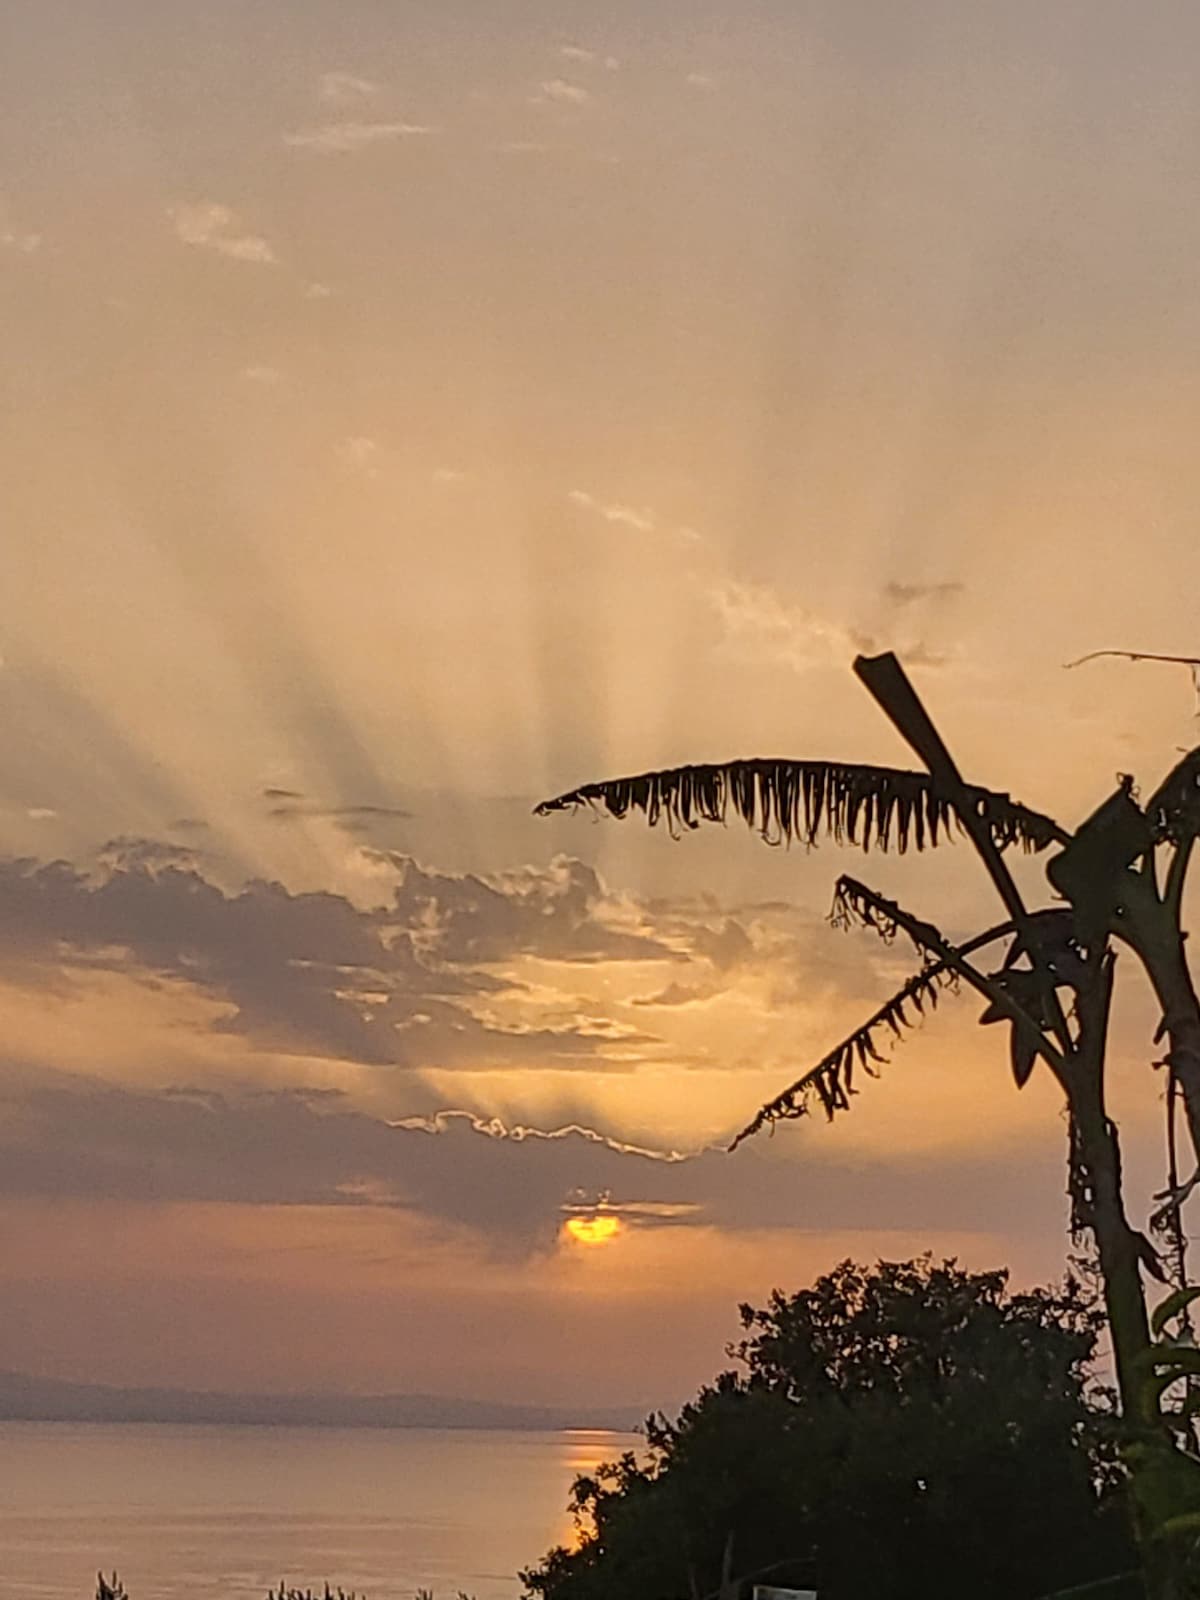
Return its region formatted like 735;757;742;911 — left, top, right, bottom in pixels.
565;1215;621;1246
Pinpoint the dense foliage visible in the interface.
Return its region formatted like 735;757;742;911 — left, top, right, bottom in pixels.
521;1257;1140;1600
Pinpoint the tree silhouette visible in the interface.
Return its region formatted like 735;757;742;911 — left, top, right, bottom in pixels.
521;1257;1137;1600
537;651;1200;1598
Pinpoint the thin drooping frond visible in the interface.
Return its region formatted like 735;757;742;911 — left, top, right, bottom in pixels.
730;917;1019;1149
730;963;952;1146
535;759;1066;854
833;873;1069;1075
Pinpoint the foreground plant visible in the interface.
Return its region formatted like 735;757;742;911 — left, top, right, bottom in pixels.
522;1256;1135;1600
537;651;1200;1597
96;1581;369;1600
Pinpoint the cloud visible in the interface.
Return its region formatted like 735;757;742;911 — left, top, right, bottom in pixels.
883;580;965;606
632;981;712;1009
170;203;277;265
689;917;754;971
559;47;620;70
1;227;41;254
709;578;953;674
339;436;380;474
388;853;681;968
318;71;380;105
266;797;413;832
0;1078;1068;1258
686;72;717;91
98;836;202;874
568;490;656;535
284;121;433;153
0;849;676;1071
535;80;592;107
709;578;869;672
240;365;283;385
568;489;703;547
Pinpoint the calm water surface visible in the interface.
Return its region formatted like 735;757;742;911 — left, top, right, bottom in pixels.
0;1421;640;1600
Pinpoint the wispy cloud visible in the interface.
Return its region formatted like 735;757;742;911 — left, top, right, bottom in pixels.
883;580;964;606
240;365;283;385
560;46;620;70
261;784;412;830
534;79;592;107
318;71;380;105
709;578;870;672
284;121;434;153
1;226;41;254
170;203;276;264
567;490;656;535
568;489;703;547
711;577;950;672
686;72;718;91
338;436;380;475
631;981;712;1009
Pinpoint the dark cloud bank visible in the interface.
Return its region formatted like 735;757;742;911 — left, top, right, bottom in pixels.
0;1075;1067;1258
0;842;1072;1257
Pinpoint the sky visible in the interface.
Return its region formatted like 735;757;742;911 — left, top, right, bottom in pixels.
4;0;1200;1411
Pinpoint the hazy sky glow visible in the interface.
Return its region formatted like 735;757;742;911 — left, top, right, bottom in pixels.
4;0;1200;1408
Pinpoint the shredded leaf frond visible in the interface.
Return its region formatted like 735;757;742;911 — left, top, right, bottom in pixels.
730;964;952;1146
730;916;1017;1148
831;875;946;956
535;759;1064;854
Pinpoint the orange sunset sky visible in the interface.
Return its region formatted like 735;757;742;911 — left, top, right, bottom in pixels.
4;0;1200;1410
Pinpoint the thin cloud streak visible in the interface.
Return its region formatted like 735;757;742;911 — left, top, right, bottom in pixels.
317;71;381;105
284;121;435;153
534;79;592;106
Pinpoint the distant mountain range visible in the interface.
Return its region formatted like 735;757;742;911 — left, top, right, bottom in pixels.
0;1369;645;1433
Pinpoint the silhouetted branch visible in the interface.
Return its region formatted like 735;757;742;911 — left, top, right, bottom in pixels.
1066;649;1200;714
1065;650;1200;672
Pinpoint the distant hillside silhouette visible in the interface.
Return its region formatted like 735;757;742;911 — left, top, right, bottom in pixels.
0;1369;642;1433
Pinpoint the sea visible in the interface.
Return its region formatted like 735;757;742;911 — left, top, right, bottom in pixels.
0;1421;641;1600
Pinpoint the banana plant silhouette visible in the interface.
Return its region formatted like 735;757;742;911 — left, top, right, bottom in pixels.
537;651;1200;1598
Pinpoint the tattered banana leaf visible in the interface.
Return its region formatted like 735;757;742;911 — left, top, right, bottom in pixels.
536;758;1065;854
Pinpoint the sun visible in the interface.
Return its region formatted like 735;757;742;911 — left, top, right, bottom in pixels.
564;1214;622;1246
